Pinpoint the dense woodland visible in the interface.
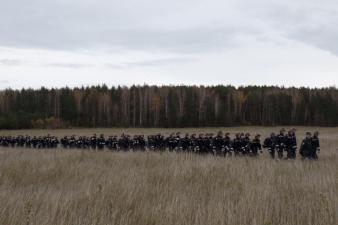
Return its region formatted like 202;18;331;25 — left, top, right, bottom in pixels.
0;85;337;129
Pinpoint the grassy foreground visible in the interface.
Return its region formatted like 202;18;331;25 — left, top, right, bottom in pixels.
0;127;337;225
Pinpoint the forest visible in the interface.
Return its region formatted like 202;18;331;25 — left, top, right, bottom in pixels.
0;85;337;129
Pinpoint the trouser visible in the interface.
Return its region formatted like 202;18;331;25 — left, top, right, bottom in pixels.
301;150;310;159
310;150;318;160
251;149;258;156
269;148;276;159
287;148;296;159
277;147;284;159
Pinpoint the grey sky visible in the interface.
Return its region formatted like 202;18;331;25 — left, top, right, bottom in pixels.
0;0;338;89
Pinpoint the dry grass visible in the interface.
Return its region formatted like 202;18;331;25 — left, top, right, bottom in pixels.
0;127;337;225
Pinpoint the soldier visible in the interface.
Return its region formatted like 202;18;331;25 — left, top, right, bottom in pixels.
82;136;90;149
120;134;131;151
286;130;297;159
31;136;39;148
130;135;137;151
51;136;59;148
250;134;262;156
311;131;320;160
69;135;76;149
300;132;312;159
10;136;17;147
166;133;179;151
17;135;25;147
181;133;191;152
112;135;119;150
155;134;165;151
25;135;32;148
166;133;175;151
91;134;97;150
195;134;205;153
174;132;182;152
45;134;52;148
205;133;214;154
97;134;106;150
276;129;286;159
106;136;114;150
232;133;242;156
60;136;69;148
213;131;224;156
1;136;8;147
190;134;197;152
131;135;142;151
263;133;277;159
138;135;146;151
224;133;232;156
147;135;155;151
242;133;251;155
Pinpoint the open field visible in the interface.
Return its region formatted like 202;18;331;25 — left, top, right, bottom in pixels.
0;127;337;225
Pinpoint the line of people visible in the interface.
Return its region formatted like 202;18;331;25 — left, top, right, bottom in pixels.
0;129;320;160
263;129;320;160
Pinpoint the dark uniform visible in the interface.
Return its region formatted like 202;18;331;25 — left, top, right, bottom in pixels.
242;133;251;155
286;130;297;159
213;132;224;156
276;129;286;159
250;134;262;156
224;133;232;156
166;134;175;151
90;134;97;150
97;134;106;150
311;132;320;160
300;132;312;159
106;136;114;150
232;134;242;156
196;134;205;154
263;133;277;159
181;133;191;152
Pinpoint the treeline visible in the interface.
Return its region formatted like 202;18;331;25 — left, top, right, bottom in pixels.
0;85;337;129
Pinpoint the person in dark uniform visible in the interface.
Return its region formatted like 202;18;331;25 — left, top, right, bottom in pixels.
195;134;205;154
25;135;31;148
213;131;224;156
311;131;320;160
250;134;262;156
166;133;175;151
263;133;277;159
174;132;181;152
69;135;76;149
106;136;114;150
224;133;232;157
181;133;190;152
90;134;97;150
190;134;197;152
31;136;39;148
300;132;312;159
286;130;297;159
242;133;251;155
97;134;106;150
291;129;298;159
232;133;242;156
138;135;146;151
276;129;286;159
147;135;155;151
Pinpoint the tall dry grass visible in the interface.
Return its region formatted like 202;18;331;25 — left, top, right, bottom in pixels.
0;127;337;225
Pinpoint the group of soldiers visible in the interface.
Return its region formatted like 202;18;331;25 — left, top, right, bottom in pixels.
263;129;320;160
0;129;321;160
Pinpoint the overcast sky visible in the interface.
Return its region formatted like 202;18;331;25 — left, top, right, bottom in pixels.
1;0;338;89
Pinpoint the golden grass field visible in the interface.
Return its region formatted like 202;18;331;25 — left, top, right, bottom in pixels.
0;127;337;225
